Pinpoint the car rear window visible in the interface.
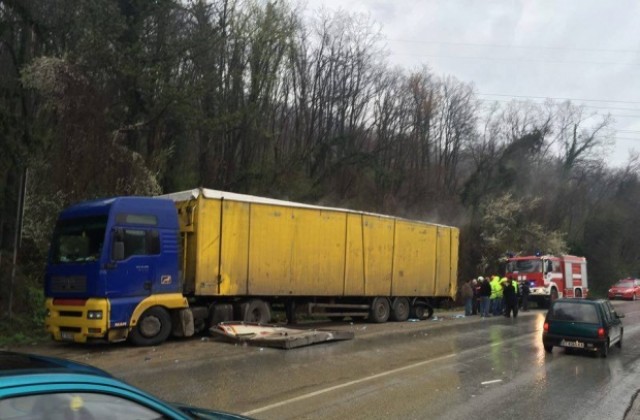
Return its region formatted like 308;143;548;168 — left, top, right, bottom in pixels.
549;302;599;323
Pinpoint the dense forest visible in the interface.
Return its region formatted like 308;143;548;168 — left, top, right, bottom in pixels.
1;0;639;333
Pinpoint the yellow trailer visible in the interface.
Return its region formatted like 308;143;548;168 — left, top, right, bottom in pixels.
164;188;458;324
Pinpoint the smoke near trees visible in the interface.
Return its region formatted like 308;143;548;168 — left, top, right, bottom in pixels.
0;0;637;325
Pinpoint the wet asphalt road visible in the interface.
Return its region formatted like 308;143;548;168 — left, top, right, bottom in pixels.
16;300;640;420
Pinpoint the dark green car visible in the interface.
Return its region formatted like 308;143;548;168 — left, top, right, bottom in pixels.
542;299;624;357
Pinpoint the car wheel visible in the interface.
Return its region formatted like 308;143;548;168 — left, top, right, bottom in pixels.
129;307;172;347
600;340;609;358
616;330;623;349
544;344;553;353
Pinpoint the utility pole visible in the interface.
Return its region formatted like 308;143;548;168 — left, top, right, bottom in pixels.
9;168;27;320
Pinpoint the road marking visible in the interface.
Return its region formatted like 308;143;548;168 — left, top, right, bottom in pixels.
481;379;503;385
242;352;457;416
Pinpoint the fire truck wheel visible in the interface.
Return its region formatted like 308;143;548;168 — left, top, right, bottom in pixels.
390;297;410;322
544;344;553;353
575;289;583;298
129;307;172;347
550;288;559;302
369;297;390;323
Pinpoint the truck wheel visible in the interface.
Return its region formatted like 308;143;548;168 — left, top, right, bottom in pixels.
544;344;553;353
242;299;271;324
390;297;410;322
410;301;434;320
550;288;559;302
368;297;390;323
575;289;582;298
129;307;172;347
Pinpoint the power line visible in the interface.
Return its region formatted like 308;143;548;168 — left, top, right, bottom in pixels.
386;39;640;55
477;93;640;106
389;52;640;67
477;98;640;113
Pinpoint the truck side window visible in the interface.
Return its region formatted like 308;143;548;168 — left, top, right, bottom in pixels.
122;229;161;258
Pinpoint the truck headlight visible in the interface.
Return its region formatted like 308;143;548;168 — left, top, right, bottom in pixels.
87;310;103;320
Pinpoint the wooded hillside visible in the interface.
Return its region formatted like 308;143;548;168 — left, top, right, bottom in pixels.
2;1;638;330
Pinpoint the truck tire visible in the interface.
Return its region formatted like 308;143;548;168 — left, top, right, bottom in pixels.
241;299;271;324
129;307;172;347
368;297;390;323
410;301;434;320
390;297;410;322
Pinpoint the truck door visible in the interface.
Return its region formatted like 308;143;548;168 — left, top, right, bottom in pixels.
105;227;161;327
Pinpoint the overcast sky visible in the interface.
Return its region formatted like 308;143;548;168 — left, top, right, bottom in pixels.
308;0;640;167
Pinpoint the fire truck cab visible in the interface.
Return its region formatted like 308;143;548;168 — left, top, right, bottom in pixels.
505;255;588;308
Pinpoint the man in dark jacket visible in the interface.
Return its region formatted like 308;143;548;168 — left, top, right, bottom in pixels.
479;277;492;318
520;280;531;311
503;278;518;318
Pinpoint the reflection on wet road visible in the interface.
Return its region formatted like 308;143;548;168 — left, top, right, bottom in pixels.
59;301;640;420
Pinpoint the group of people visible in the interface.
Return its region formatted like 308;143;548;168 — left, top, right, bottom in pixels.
460;276;531;319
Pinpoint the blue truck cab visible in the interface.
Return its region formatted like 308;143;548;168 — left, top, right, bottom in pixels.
44;197;188;345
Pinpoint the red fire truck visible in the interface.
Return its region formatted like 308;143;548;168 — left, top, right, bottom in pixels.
505;254;588;308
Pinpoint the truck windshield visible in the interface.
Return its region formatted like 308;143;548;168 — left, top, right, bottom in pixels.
506;259;542;273
50;216;108;263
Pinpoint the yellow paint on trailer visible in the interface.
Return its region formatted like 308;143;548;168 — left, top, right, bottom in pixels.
247;204;346;295
344;213;365;296
362;215;394;296
449;228;460;300
392;221;437;297
219;199;250;295
167;188;459;300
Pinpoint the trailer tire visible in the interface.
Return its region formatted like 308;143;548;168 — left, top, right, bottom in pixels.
410;301;434;320
368;297;390;323
129;307;172;347
241;299;271;324
390;297;410;322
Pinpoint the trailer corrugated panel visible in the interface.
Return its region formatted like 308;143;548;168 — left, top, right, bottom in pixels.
392;221;437;297
170;188;458;300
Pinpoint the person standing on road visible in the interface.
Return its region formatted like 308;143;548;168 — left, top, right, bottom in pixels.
520;280;531;311
479;277;491;318
462;279;474;316
503;278;518;318
490;276;502;316
472;278;480;315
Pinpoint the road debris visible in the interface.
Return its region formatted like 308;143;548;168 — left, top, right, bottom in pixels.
210;322;355;349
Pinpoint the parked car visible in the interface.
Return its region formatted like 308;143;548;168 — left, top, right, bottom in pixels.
542;298;624;357
608;277;640;300
0;351;251;419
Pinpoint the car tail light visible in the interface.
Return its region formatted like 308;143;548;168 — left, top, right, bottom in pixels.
597;327;605;338
543;322;549;332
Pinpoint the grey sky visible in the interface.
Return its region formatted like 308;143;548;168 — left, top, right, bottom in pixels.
310;0;640;167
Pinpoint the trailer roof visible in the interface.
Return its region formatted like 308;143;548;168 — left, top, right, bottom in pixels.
159;188;455;228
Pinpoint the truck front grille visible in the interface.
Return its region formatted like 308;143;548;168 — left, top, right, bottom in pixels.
51;276;87;293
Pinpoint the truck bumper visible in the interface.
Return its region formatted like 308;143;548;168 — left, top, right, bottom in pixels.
45;298;113;343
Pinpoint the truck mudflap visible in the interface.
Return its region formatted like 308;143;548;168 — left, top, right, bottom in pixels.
45;297;110;343
210;322;354;349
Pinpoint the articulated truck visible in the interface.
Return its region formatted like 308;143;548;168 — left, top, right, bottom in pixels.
44;188;459;346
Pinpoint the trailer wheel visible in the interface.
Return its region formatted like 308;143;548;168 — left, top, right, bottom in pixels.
410;301;434;320
368;297;390;323
129;307;172;347
390;297;410;322
242;299;271;324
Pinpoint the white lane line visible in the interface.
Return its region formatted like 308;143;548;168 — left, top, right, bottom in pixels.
481;379;503;385
242;352;456;416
